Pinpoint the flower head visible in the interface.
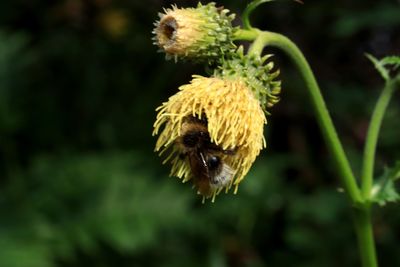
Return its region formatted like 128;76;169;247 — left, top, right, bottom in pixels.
153;2;236;63
153;50;281;201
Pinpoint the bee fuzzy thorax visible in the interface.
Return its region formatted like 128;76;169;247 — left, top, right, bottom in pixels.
208;161;235;188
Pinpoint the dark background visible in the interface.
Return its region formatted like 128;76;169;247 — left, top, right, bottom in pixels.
0;0;399;266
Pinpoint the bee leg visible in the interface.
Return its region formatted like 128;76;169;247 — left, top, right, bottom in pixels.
197;151;208;169
222;147;238;155
205;141;237;155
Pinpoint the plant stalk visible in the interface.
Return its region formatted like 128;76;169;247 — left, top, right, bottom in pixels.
235;28;379;267
237;29;363;205
353;206;378;267
361;79;398;199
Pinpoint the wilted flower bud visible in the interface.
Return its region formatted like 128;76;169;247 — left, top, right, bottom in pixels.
153;2;236;63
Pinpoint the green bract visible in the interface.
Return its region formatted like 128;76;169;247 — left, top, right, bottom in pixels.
214;47;281;113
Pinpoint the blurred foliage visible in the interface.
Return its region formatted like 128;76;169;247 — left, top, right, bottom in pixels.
0;0;399;267
372;161;400;206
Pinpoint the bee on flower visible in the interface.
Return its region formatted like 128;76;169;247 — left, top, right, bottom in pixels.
153;47;281;202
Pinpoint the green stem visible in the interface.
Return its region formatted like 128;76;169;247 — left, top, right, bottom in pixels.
361;79;398;199
353;206;378;267
237;29;363;205
241;0;275;30
233;29;258;41
235;28;379;267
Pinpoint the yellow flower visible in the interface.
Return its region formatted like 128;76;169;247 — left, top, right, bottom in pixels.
153;3;235;62
153;48;281;201
153;76;267;201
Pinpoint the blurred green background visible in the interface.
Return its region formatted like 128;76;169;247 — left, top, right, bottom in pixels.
0;0;399;266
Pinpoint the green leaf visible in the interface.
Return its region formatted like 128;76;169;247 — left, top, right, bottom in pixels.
366;54;400;81
380;56;400;69
371;161;400;206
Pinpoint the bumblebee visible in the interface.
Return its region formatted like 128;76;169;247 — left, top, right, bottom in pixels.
177;116;236;196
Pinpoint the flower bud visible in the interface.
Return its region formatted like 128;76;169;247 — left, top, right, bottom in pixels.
153;2;236;63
